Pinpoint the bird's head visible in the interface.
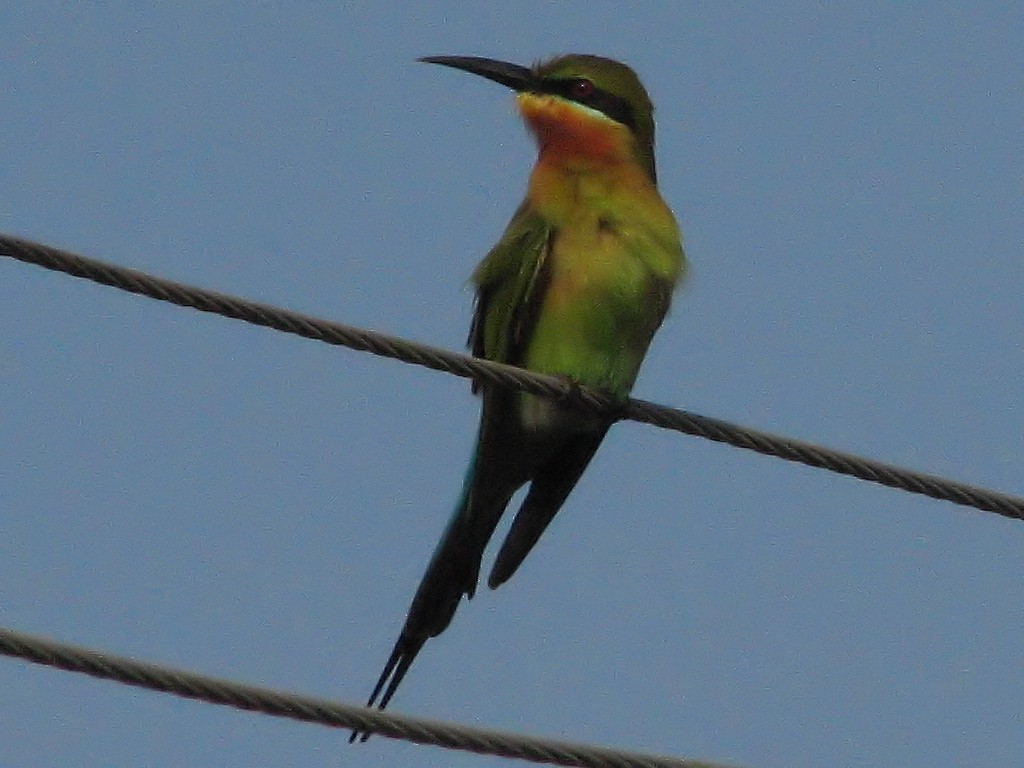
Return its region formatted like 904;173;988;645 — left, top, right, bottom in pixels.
420;54;658;182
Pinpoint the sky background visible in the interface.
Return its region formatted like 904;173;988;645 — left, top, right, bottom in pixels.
2;4;1022;767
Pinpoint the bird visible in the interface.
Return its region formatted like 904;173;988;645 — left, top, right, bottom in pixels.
352;53;686;740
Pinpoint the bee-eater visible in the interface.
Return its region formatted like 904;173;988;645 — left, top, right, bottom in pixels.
353;54;685;739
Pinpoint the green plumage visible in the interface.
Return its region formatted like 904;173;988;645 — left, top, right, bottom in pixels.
354;54;685;738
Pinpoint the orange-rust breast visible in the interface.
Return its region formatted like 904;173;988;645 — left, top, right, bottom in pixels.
516;92;633;169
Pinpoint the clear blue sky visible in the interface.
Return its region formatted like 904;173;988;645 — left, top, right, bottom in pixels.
3;4;1022;767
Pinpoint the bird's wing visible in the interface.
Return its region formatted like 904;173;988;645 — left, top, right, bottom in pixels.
487;425;608;588
352;204;553;741
469;201;553;369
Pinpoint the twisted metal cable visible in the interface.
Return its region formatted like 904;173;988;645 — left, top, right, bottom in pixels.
3;232;1023;522
0;627;733;768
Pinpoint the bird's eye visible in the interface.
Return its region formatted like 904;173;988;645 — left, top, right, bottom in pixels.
570;79;595;99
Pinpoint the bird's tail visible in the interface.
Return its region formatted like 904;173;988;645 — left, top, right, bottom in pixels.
350;445;521;741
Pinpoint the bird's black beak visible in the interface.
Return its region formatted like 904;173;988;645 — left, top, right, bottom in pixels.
419;55;533;92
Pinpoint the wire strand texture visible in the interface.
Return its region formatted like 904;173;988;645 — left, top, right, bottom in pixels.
4;232;1022;522
0;627;732;768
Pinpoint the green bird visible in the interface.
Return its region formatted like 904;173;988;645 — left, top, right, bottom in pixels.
354;53;685;737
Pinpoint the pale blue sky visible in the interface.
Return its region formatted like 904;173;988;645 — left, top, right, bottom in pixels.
3;4;1023;767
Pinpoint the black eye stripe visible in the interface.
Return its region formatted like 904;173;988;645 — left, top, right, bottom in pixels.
538;78;637;131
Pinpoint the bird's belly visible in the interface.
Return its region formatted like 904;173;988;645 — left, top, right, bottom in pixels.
519;231;656;428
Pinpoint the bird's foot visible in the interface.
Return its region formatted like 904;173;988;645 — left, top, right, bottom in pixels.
551;375;622;422
553;374;584;403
